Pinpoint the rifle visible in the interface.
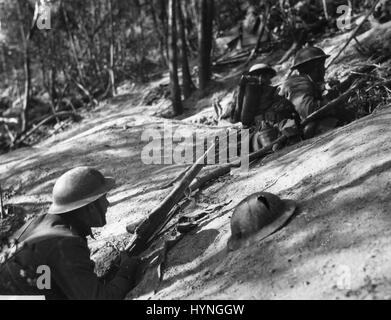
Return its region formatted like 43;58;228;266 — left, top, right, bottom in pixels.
105;131;285;284
304;54;391;127
301;78;365;127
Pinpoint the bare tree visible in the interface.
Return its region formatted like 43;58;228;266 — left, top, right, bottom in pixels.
61;3;85;86
16;0;39;132
177;0;195;99
0;44;6;74
246;2;271;65
168;0;183;115
150;0;168;66
198;0;214;91
0;183;4;219
108;0;116;96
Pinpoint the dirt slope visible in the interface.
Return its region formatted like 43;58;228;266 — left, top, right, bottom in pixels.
131;106;391;300
1;20;391;300
3;98;390;300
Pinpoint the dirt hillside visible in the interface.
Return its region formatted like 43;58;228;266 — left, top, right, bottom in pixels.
1;20;391;300
131;106;391;300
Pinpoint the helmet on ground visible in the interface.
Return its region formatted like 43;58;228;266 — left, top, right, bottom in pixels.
48;166;115;214
249;63;277;77
291;46;330;70
227;192;296;251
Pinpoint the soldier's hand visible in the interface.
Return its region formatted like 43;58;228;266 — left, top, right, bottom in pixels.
119;252;140;273
117;252;144;288
280;119;299;138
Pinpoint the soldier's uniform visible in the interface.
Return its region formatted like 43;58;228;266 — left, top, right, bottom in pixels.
0;167;140;300
231;64;300;151
279;47;340;139
0;214;136;299
374;0;391;23
279;74;321;121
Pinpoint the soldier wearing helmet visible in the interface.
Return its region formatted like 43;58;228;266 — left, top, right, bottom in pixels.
279;46;340;139
0;167;140;300
231;63;300;152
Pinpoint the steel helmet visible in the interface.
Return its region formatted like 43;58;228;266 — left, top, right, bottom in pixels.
227;192;296;251
249;63;277;76
48;167;115;214
291;46;330;70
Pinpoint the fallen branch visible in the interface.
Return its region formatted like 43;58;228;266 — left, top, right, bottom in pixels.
159;166;191;190
214;49;251;64
213;57;248;67
366;78;391;92
11;111;77;148
3;123;15;143
326;0;382;69
213;51;253;67
188;165;231;193
327;55;391;96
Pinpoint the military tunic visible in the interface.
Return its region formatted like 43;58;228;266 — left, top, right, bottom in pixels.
0;214;136;300
231;75;300;150
279;74;339;138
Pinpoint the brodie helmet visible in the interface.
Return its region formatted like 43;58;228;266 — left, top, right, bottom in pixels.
48;167;115;214
291;46;330;70
249;63;277;77
227;192;296;251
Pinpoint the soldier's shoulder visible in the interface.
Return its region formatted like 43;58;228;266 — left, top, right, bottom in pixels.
280;75;317;95
283;74;313;86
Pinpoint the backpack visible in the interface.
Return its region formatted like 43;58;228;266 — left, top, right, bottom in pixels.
230;73;262;124
0;218;76;296
0;221;35;295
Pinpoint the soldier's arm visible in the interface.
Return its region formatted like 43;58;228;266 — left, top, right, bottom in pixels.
48;237;138;300
279;77;321;121
271;97;300;137
289;91;319;121
231;76;246;123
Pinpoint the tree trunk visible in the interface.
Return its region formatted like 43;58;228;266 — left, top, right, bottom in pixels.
184;0;198;53
177;0;195;99
198;0;214;91
158;0;170;63
16;0;39;133
150;0;168;66
322;0;329;19
245;3;270;65
21;48;31;133
61;3;86;86
108;0;116;96
0;44;6;74
168;0;183;115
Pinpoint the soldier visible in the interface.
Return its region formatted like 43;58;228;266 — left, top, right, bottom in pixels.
0;167;140;300
279;46;340;139
231;63;300;152
374;0;391;23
